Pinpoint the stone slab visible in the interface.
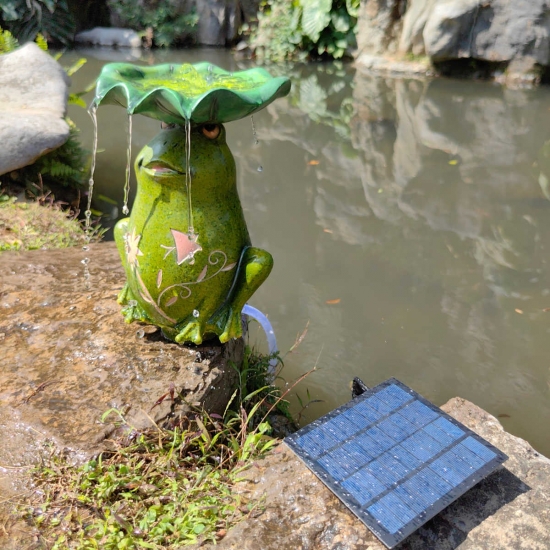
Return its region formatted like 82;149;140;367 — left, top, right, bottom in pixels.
207;398;549;549
0;242;242;496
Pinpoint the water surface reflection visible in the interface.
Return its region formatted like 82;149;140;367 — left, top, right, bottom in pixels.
67;50;550;456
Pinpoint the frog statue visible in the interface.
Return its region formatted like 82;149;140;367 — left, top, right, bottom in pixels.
115;121;272;344
92;62;290;344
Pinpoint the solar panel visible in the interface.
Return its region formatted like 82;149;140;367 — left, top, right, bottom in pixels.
285;378;507;548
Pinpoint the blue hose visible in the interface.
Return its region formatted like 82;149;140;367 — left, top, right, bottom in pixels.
242;304;278;375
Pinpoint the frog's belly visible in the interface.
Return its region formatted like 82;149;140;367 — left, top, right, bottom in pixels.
127;246;240;327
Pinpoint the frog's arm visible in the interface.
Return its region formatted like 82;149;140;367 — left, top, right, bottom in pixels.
207;246;273;343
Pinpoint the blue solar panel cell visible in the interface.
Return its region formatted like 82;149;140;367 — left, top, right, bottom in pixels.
377;492;418;528
371;452;411;485
376;384;413;408
324;418;357;442
432;417;465;440
318;453;352;480
401;430;444;461
429;454;468;488
354;400;384;424
354;432;386;461
452;443;486;470
398;400;439;427
284;378;507;549
367;500;406;534
340;440;373;470
365;426;397;452
391;444;423;471
462;436;497;462
295;432;325;459
377;416;416;442
342;468;386;505
367;394;395;415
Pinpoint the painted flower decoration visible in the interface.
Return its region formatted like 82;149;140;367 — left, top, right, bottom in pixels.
92;62;291;125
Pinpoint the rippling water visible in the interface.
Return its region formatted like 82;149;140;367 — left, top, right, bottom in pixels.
65;47;550;456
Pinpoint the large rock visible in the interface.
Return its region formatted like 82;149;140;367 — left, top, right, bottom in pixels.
207;398;549;549
423;0;550;67
0;242;242;499
0;43;70;176
358;0;550;83
196;0;242;46
356;0;405;56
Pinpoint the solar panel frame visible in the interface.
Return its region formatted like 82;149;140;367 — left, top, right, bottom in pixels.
285;378;507;548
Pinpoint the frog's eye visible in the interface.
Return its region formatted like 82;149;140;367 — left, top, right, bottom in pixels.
202;124;220;140
161;122;177;130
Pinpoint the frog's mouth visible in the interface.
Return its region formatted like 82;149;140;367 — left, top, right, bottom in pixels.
141;160;184;177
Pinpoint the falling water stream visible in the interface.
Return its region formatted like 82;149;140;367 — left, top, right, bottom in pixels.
184;119;195;237
250;115;263;172
122;114;133;216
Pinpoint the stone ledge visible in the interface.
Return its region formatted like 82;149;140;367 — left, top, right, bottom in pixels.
207;398;549;549
0;242;242;504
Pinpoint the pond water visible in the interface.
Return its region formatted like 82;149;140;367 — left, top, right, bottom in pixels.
65;47;550;457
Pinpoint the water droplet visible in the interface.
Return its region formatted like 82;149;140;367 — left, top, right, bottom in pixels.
250;115;260;145
136;329;145;338
193;309;200;318
81;257;89;265
82;245;89;251
128;300;138;307
122;205;129;215
84;210;92;218
257;165;263;172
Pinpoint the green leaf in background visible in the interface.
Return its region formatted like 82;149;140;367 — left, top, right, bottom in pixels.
331;10;350;33
300;0;332;42
345;0;360;18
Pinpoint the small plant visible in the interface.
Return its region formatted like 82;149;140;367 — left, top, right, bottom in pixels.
107;0;199;47
0;0;75;45
251;0;360;62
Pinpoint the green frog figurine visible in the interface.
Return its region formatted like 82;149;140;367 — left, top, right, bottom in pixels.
114;122;272;344
92;62;290;344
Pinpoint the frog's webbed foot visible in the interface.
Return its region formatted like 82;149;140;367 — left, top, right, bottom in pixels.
118;284;149;324
208;305;243;344
209;247;273;343
174;320;205;346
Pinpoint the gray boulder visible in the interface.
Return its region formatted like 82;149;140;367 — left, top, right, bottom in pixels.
75;27;142;48
196;0;242;46
0;43;70;176
420;0;550;68
356;0;404;56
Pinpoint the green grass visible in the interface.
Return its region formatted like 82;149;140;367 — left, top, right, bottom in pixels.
0;194;95;252
18;347;294;549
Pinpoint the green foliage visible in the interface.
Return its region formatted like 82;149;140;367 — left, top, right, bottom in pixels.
107;0;199;47
251;0;360;62
6;121;89;194
0;0;75;45
19;349;287;548
0;26;18;52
